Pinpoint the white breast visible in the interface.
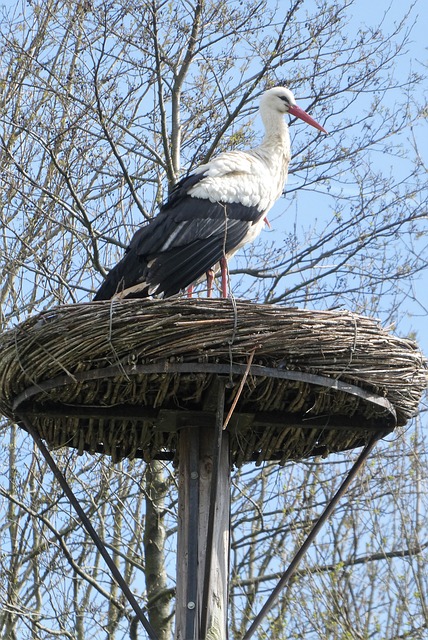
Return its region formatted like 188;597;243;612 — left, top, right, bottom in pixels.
189;146;289;213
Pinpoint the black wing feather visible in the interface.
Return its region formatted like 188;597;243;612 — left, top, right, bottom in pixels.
94;175;263;300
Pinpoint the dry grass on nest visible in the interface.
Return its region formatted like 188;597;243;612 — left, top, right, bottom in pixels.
0;298;426;463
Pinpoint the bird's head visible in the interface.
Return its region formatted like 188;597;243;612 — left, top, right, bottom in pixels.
260;86;327;134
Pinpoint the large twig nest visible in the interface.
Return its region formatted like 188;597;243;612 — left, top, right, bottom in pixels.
0;299;425;464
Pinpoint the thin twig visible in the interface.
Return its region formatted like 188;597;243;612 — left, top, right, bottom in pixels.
223;346;257;430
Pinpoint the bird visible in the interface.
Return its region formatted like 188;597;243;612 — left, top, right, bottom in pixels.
94;86;327;301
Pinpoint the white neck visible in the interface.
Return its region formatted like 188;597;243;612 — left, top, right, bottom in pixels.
260;108;290;148
252;106;292;205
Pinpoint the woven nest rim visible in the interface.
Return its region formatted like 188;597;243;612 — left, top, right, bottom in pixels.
0;298;426;464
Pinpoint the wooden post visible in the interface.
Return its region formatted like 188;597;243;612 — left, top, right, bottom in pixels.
175;380;230;640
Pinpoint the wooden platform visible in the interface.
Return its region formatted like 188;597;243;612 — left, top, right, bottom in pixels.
0;299;425;464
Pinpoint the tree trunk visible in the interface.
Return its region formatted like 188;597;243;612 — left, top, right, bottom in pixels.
144;461;172;640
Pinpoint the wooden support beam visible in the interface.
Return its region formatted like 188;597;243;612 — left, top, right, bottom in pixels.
175;381;230;640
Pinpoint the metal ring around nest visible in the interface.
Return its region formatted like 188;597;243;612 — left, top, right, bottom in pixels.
12;360;397;423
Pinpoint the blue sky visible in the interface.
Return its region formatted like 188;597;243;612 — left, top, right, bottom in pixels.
1;0;426;354
265;0;428;354
341;0;427;353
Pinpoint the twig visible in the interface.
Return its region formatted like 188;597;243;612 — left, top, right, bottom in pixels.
223;346;257;430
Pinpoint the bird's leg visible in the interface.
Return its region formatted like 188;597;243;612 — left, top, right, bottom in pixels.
206;269;214;298
220;257;229;298
263;216;271;228
187;285;193;298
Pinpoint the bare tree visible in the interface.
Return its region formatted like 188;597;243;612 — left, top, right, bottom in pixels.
0;0;427;638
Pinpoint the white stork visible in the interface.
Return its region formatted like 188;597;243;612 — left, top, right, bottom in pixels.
94;86;326;301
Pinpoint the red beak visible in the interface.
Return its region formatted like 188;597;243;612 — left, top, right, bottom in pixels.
288;104;328;134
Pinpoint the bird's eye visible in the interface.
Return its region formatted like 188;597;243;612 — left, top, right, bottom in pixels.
280;96;290;105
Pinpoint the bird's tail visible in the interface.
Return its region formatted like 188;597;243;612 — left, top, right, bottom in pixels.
93;254;150;300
